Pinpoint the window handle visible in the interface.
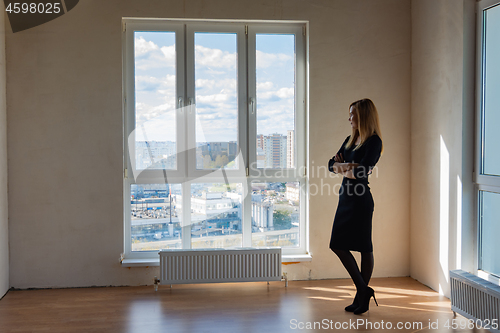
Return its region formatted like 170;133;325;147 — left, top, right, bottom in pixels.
249;97;255;114
178;97;183;111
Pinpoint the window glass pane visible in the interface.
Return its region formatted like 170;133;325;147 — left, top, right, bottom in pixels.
134;32;177;170
131;184;182;251
251;182;300;247
256;34;295;169
479;191;500;276
195;33;238;170
191;183;243;248
483;5;500;176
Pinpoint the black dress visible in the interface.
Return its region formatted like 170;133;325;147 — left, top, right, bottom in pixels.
328;135;382;253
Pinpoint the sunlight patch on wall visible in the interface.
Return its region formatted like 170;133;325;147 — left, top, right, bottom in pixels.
439;135;449;295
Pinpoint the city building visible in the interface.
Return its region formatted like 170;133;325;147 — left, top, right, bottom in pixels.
188;191;242;233
196;141;238;169
285;182;300;203
135;141;176;170
257;133;287;168
251;194;273;230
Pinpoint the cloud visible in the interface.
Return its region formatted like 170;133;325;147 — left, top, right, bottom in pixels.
135;113;177;142
136;74;175;95
257;81;274;91
258;87;294;101
136;77;160;91
196;79;215;89
134;37;176;71
135;100;177;131
195;45;237;69
196;78;237;91
198;113;222;121
195;88;239;142
135;36;159;56
195;90;237;118
276;87;294;98
195;77;238;117
197;93;231;104
255;101;295;136
160;45;176;64
256;50;293;68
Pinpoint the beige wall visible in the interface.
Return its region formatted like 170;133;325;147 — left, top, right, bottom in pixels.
7;0;411;288
1;7;9;297
410;0;475;296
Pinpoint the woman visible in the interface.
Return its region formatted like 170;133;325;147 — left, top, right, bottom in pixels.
328;98;383;315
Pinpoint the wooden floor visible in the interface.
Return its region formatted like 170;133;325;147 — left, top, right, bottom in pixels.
0;277;490;333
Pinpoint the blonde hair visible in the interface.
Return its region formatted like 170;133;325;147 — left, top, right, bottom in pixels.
346;98;384;154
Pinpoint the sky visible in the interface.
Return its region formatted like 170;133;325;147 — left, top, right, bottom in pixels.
133;30;296;144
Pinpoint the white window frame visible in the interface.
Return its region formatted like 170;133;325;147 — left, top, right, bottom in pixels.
122;18;309;260
475;0;500;278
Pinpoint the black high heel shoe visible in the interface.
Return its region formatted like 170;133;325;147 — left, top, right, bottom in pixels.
344;294;359;312
354;287;378;315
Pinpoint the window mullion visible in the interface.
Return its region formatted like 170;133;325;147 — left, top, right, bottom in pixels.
177;24;187;180
185;25;196;180
238;25;251;247
242;180;252;247
181;181;191;248
247;28;257;177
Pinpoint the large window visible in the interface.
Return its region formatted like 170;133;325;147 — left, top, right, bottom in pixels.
476;1;500;277
123;19;308;260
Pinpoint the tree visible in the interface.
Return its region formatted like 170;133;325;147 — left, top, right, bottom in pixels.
215;154;229;168
203;154;213;169
273;209;292;230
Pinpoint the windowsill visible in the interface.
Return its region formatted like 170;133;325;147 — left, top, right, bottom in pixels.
282;254;312;262
121;253;312;267
477;270;500;286
121;258;160;267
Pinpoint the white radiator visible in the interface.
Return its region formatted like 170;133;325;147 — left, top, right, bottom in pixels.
155;248;285;290
450;270;500;333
